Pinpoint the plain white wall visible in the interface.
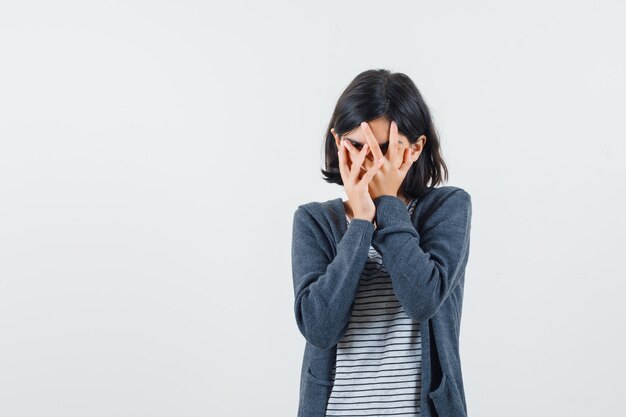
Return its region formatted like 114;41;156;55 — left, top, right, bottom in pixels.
1;1;625;416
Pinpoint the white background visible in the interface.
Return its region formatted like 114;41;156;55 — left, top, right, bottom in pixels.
1;1;625;416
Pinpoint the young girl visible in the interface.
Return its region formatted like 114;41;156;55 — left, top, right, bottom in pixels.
291;69;472;417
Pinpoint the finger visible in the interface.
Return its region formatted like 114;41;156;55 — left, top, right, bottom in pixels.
337;141;350;183
349;142;370;183
360;155;376;172
357;153;374;179
360;122;384;162
388;120;399;166
343;139;365;165
360;157;385;184
398;147;412;173
333;129;350;184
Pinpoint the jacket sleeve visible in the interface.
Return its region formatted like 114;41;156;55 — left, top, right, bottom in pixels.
291;206;374;350
371;190;472;322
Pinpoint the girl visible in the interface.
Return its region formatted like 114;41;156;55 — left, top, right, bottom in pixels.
291;69;472;417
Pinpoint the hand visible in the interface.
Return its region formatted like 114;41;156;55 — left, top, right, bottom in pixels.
336;136;384;222
358;120;413;201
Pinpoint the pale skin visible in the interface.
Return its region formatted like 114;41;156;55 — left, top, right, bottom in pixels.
331;116;427;222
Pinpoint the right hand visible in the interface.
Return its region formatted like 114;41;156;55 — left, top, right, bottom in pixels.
336;138;384;223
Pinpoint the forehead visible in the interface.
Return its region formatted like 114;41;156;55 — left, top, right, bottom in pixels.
344;118;388;143
343;117;406;144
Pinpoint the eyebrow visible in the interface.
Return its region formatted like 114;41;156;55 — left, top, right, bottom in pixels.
345;137;390;145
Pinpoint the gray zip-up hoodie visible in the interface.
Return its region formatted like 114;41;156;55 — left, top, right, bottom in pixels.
291;185;472;417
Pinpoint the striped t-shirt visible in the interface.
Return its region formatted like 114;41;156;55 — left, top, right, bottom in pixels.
325;198;422;417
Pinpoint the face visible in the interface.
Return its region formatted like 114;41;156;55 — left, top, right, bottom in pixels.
331;116;426;163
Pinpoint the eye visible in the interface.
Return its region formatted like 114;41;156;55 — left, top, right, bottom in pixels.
349;140;363;150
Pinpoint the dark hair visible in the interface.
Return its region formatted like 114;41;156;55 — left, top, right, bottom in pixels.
321;69;448;199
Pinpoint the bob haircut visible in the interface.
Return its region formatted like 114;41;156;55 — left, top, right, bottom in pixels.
321;69;448;199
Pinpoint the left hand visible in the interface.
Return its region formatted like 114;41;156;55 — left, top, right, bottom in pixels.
357;120;414;201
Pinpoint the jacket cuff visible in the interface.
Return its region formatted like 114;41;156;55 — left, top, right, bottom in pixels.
347;217;376;237
373;195;413;228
